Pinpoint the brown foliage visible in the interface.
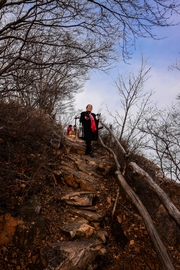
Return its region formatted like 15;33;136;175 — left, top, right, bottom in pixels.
0;101;62;211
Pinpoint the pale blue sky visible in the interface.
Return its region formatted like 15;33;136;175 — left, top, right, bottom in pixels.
75;21;180;122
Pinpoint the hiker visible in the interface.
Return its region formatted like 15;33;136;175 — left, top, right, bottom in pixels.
67;125;73;135
80;104;100;157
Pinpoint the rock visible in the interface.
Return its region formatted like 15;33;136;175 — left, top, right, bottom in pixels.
97;161;114;175
70;144;86;155
69;209;104;222
95;230;108;243
61;167;98;191
40;239;105;270
0;213;22;245
61;220;94;238
65;138;86;155
61;191;96;206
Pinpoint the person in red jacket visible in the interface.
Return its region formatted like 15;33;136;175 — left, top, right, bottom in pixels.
80;104;99;157
67;125;73;135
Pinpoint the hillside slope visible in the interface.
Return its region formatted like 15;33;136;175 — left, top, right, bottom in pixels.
0;102;180;269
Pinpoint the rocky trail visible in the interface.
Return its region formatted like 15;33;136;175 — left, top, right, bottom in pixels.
40;136;119;270
1;106;180;270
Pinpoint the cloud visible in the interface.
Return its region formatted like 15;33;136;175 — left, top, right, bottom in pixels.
75;71;121;121
148;68;180;108
75;23;180;122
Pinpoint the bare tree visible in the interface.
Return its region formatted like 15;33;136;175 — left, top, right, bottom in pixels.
109;54;180;181
1;42;85;114
169;55;180;72
1;1;179;69
0;1;179;113
108;57;153;153
169;54;180;99
139;104;180;181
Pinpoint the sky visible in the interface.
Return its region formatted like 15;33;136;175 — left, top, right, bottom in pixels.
74;20;180;123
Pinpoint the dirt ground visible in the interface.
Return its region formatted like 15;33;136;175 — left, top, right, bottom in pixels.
0;102;180;270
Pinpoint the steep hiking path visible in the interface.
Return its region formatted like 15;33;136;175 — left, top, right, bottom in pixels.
42;134;180;270
40;135;176;270
1;129;180;270
40;136;116;270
